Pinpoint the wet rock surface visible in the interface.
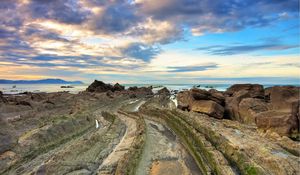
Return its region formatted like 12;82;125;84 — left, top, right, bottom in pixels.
0;81;299;175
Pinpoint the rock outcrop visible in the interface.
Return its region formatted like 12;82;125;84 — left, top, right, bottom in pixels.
255;86;300;137
86;80;125;93
127;86;153;97
177;84;300;138
224;84;266;122
157;87;170;96
177;88;225;119
190;100;224;119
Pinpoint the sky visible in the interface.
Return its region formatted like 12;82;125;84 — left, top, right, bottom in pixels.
0;0;299;84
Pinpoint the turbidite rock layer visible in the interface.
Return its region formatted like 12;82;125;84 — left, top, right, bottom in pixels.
0;81;299;175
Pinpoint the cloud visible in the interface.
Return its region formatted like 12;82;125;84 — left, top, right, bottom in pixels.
137;0;299;34
26;0;90;24
167;63;218;72
90;3;141;33
196;44;299;55
121;43;161;62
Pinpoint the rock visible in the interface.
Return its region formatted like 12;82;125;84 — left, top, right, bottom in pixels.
113;83;125;92
238;98;269;124
0;91;7;103
191;88;225;105
0;118;16;154
224;88;265;121
255;110;299;137
127;86;153;97
16;100;32;107
190;100;224;119
128;86;138;91
268;86;300;111
86;80;113;93
157;87;170;95
225;84;264;98
177;91;192;111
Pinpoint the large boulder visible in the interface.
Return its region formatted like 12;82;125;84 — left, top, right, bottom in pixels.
127;86;153;97
157;87;170;96
191;88;225;105
190;100;224;119
225;84;264;98
177;91;193;111
255;110;299;137
113;83;125;92
238;98;269;124
268;86;300;111
177;89;225;118
86;80;113;93
224;90;258;120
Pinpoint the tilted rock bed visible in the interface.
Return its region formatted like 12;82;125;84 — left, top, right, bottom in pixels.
139;94;300;175
1;81;299;175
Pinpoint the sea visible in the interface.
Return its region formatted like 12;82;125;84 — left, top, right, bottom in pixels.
0;83;297;95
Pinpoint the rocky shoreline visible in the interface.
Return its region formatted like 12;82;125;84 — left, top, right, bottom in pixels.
0;80;299;175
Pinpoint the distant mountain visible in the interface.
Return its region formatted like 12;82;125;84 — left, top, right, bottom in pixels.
0;79;83;84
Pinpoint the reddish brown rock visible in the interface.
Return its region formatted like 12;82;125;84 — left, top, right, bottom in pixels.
225;84;264;98
177;91;192;111
255;110;299;136
238;98;269;124
268;86;300;111
190;100;224;119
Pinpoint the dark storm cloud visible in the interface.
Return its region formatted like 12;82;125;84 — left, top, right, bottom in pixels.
167;64;218;72
121;43;161;62
196;44;299;55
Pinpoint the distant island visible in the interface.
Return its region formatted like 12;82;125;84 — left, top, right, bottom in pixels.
0;78;83;84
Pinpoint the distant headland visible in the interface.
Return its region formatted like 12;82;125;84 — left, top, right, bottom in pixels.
0;79;83;84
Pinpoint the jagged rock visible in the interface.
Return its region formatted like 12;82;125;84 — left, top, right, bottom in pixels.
86;80;113;93
255;110;299;136
113;83;125;92
128;86;138;91
224;87;265;121
127;86;153;97
268;86;300;111
157;87;170;95
238;98;269;124
193;89;224;105
177;89;225;118
177;91;192;110
190;100;224;119
225;84;264;98
254;86;300;137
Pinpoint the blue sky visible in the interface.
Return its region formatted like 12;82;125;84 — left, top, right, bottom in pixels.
0;0;299;84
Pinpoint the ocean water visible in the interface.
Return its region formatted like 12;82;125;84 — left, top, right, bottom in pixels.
0;83;297;95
